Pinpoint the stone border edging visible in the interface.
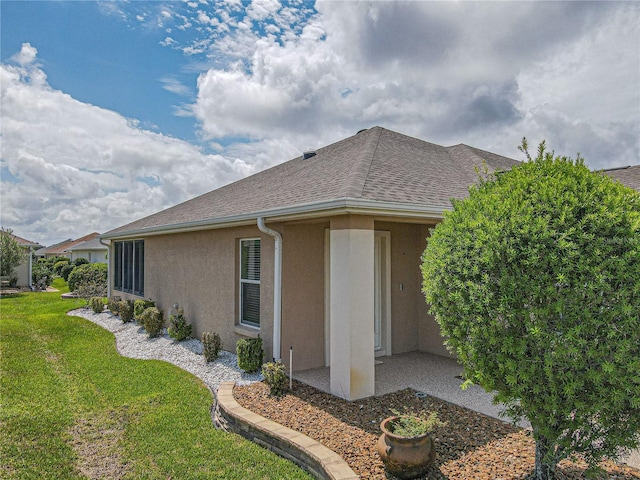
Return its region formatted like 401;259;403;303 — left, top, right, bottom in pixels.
214;381;359;480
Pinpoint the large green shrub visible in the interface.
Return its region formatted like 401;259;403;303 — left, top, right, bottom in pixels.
72;257;89;267
421;140;640;479
134;299;156;321
67;263;107;299
60;263;75;282
167;309;192;341
236;337;263;373
140;307;164;338
53;259;70;275
32;260;52;289
202;332;222;362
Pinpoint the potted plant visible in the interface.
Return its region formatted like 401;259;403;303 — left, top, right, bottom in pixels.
376;408;445;479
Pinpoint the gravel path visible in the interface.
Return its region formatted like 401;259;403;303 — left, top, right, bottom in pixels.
68;308;262;392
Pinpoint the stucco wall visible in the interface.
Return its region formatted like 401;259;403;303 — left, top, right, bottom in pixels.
110;226;275;361
376;221;451;358
280;222;327;371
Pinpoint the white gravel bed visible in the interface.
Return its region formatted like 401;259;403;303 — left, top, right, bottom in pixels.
68;308;262;393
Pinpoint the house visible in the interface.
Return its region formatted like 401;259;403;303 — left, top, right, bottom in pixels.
2;233;41;288
64;237;108;264
601;164;640;191
35;233;101;260
102;127;522;400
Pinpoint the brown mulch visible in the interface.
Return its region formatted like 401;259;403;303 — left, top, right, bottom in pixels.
234;381;640;480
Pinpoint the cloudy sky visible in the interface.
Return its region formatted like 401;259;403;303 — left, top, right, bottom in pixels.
1;1;639;246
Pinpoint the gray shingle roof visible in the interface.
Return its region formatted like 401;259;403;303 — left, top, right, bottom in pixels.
602;165;640;192
105;127;520;237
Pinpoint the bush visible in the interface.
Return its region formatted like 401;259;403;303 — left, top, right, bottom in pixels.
236;337;263;373
53;259;70;275
118;299;135;323
67;263;107;296
167;309;192;341
89;297;105;314
134;299;155;321
107;296;121;315
202;331;223;362
72;257;89;267
261;361;287;397
32;260;52;289
140;307;164;338
60;263;75;282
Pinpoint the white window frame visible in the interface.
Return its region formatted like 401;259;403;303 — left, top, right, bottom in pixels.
239;238;261;328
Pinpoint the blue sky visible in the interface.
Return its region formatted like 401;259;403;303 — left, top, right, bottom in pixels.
1;1;639;246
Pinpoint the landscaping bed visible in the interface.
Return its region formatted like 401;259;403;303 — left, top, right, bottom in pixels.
234;381;640;479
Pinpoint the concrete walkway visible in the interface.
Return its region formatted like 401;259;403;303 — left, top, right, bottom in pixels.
293;351;639;469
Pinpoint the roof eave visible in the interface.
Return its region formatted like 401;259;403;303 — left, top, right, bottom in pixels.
101;198;449;240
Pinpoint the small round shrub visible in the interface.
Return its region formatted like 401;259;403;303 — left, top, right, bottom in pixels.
118;299;135;323
202;331;223;362
236;337;263;373
262;361;287;397
140;307;164;338
167;309;192;341
134;299;155;321
107;296;121;315
72;258;89;266
89;297;105;314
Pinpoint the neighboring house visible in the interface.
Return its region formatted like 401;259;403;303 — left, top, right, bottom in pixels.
3;233;41;288
102;126;520;400
65;237;108;264
35;233;101;260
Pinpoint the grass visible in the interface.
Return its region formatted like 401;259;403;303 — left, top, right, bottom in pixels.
0;279;311;479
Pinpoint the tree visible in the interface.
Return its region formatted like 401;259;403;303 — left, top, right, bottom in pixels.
421;140;640;479
0;228;27;280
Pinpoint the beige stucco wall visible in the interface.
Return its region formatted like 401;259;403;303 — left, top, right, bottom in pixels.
376;221;451;358
280;222;327;371
110;226;275;361
15;257;31;287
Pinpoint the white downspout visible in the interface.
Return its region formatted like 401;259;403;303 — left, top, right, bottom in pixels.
99;238;111;298
257;217;282;362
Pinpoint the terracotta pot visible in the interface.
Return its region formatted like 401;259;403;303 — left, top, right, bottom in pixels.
376;416;436;479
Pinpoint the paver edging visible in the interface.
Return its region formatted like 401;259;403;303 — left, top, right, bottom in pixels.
214;381;359;480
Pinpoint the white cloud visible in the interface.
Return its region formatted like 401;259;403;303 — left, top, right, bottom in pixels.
190;1;639;170
0;55;249;245
11;43;38;66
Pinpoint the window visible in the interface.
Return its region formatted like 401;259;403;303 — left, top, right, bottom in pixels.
239;238;260;327
113;240;144;296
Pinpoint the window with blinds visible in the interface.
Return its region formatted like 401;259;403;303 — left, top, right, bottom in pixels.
240;238;260;327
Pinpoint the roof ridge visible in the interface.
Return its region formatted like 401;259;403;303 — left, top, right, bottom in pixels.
344;127;383;198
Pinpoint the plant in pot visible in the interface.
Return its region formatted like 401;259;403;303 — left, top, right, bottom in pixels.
377;407;445;479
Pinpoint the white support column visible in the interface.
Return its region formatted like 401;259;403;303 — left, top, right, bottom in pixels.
329;226;375;400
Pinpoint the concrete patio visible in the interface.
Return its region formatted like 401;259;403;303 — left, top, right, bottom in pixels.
292;350;640;470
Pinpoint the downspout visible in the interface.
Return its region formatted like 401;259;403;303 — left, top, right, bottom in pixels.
99;238;111;298
257;217;282;362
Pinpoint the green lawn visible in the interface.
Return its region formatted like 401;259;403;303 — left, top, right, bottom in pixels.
0;279;311;479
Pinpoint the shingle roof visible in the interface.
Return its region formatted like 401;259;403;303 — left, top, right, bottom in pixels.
602;165;640;192
104;127;520;238
65;237;108;252
7;233;40;248
35;233;101;255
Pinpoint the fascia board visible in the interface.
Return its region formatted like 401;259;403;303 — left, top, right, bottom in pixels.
100;198;450;240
